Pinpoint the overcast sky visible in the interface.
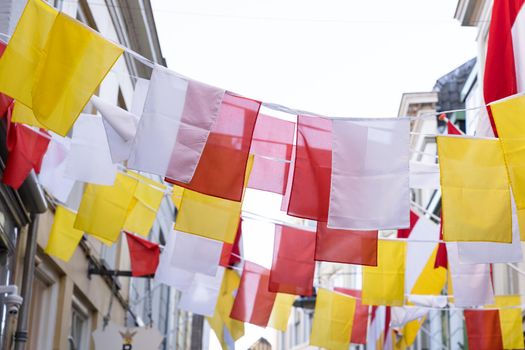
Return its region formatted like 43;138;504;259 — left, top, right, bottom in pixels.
151;0;478;347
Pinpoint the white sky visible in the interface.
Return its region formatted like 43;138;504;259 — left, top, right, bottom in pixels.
151;0;478;348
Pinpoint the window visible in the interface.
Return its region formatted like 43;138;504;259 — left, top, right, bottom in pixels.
70;296;91;350
27;266;59;350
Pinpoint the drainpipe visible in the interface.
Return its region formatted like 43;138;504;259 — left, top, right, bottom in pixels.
13;213;39;350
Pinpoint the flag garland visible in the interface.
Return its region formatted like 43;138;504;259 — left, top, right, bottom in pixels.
1;0;525;347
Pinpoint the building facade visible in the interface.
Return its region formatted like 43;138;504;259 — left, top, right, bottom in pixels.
0;1;203;349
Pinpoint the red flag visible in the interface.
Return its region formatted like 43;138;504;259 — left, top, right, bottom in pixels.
464;310;504;350
3;105;50;189
269;225;315;296
334;288;369;344
248;114;295;194
434;213;448;269
484;0;525;136
125;232;160;277
315;221;377;266
397;210;419;238
230;261;277;327
220;219;242;267
287;115;332;221
166;93;260;201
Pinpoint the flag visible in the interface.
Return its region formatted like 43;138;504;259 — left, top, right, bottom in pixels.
207;269;245;349
174;155;253;243
91;95;140;163
314;221;377;266
165;80;225;183
397;209;419;239
438;114;463;135
410;246;447;296
309;288;356;350
44;206;84;262
38;135;75;203
363;240;406;306
434;215;448;269
74;173;138;243
129;66;224;180
64;114;117;185
404;212;440;294
464;310;504;350
248;114;295;194
457;195;523;264
125;232;160;277
269;224;316;295
230;261;277;327
11;102;44;128
437;136;512;243
447;243;494;307
33;13;123;135
174;189;242;244
268;293;296;332
170;231;223;276
179;267;225;317
219;219;242;268
409;161;440;189
0;0;58;108
287;115;332;221
487;296;525;350
484;0;525;136
334;288;369;344
491;95;525;240
123;173;165;237
165;93;260;201
367;306;387;350
328;118;410;230
3;110;50;189
154;230;195;290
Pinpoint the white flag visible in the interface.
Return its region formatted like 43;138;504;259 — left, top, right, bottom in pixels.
179;267;225;317
405;213;440;294
154;230;194;291
91;95;140;163
128;65;224;182
170;231;222;276
391;307;429;328
328;118;410;230
65;114;117;185
457;195;523;264
38;135;75;203
409;161;440;189
447;243;494;307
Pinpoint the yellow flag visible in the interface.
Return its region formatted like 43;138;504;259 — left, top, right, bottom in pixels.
491;95;525;240
394;319;424;350
44;206;83;262
12;102;44;128
171;185;184;210
437;136;512;243
486;295;524;350
310;288;355;350
207;269;244;349
124;173;166;237
31;13;123;136
0;0;58;107
363;240;406;306
410;246;447;295
175;156;253;244
268;293;296;331
74;173;138;243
